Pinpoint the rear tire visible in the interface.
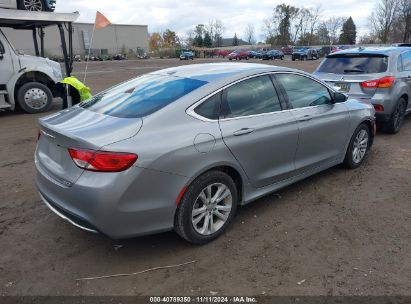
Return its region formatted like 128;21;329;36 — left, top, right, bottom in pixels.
17;82;53;114
383;98;407;134
343;123;371;169
174;171;238;245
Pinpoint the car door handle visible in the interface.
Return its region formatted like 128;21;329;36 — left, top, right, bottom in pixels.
233;128;255;136
298;115;313;122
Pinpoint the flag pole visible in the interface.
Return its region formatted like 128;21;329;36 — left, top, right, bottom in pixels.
83;21;96;84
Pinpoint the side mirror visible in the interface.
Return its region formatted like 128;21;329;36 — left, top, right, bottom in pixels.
17;50;24;55
0;53;3;60
333;92;348;103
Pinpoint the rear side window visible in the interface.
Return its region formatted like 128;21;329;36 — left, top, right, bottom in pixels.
194;93;221;120
317;55;389;74
80;74;207;118
223;75;282;118
402;52;411;71
276;73;332;108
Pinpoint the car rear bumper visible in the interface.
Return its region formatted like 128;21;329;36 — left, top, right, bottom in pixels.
35;158;189;239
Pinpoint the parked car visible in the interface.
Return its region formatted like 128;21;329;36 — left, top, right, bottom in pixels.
314;47;411;133
0;29;62;113
35;63;375;244
0;0;56;11
216;50;232;58
292;48;319;61
262;50;284;60
180;51;194;60
249;50;262;59
281;46;293;55
227;50;249;60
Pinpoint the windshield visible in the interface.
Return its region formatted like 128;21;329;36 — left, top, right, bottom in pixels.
318;54;389;74
80;74;207;118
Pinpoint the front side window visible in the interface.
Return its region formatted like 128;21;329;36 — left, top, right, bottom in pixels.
276;74;332;109
223;75;282;118
80;74;207;118
0;41;5;54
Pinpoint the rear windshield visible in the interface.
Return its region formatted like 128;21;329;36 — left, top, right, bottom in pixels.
80;74;207;118
318;54;389;74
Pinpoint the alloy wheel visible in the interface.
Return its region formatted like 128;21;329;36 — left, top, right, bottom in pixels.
23;0;43;11
191;183;232;236
352;129;369;164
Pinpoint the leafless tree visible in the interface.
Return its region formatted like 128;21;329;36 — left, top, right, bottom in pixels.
245;23;256;45
205;19;225;47
397;0;411;42
324;17;344;45
307;6;322;44
370;0;399;43
262;17;279;44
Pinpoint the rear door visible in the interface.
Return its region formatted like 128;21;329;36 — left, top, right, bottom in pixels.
275;73;350;174
218;74;299;188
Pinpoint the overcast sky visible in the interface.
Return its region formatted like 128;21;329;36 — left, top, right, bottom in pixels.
55;0;376;41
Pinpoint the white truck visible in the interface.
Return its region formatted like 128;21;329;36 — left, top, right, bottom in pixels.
0;9;78;113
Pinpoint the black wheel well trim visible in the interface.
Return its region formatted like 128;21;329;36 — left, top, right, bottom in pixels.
399;94;408;106
186;165;244;204
14;71;56;100
360;119;375;144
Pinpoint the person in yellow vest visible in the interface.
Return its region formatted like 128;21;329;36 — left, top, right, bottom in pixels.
59;76;93;109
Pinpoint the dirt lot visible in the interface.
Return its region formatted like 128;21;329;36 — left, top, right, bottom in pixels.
0;58;410;296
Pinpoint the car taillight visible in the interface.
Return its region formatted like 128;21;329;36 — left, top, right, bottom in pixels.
360;76;395;89
68;148;137;172
373;104;384;112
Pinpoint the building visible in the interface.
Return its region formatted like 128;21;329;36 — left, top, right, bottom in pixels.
1;22;148;57
221;38;249;47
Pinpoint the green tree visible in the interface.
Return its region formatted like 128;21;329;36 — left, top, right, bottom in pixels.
193;35;203;47
339;17;357;44
203;32;212;47
192;24;205;47
274;4;299;46
233;33;239;46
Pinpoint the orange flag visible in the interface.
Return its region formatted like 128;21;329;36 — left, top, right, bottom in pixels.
95;11;111;29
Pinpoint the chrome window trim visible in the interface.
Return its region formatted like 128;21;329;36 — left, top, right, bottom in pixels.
186;71;336;122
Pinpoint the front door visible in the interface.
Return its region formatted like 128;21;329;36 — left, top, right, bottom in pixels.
218;75;299;188
0;34;15;85
275;73;350;174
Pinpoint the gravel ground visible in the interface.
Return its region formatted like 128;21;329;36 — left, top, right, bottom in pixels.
0;57;410;296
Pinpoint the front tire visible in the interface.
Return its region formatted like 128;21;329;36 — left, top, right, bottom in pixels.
174;171;238;244
343;123;371;169
383;98;407;134
17;82;53;114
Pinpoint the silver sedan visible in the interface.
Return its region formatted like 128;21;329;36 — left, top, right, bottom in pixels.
35;63;376;244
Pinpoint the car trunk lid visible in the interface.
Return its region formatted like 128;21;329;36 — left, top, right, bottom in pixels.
36;107;142;185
